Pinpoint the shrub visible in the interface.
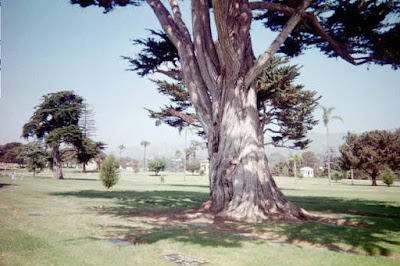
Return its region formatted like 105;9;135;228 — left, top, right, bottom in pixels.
331;170;344;182
148;158;167;176
380;166;396;187
99;155;119;189
199;169;205;176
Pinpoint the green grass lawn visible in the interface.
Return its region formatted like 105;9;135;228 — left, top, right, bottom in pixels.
1;169;399;265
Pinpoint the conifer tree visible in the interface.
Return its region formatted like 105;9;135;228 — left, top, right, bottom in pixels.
23;91;84;179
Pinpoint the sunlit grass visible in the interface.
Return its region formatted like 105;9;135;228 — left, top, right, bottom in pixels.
1;169;399;265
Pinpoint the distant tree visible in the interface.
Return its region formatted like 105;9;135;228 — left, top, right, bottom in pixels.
0;142;25;165
119;156;139;170
99;155;120;189
140;141;150;169
79;103;97;138
77;139;105;173
148;158;167;176
185;140;204;162
117;144;126;159
301;151;320;169
22;91;84;179
340;130;400;186
186;162;201;175
288;154;303;179
20;142;48;176
321;106;343;185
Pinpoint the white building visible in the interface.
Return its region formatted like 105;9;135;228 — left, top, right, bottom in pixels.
300;167;314;178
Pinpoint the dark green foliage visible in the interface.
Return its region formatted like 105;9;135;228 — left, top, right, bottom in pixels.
20;142;48;176
256;0;400;69
380;166;396;187
257;57;320;149
123;30;179;77
76;138;105;171
186;162;201;175
148;158;167;176
22;91;84;147
99;155;120;189
340;130;400;185
71;0;144;13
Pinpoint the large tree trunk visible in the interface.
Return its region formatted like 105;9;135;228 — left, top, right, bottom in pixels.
371;171;378;186
82;162;87;173
52;145;63;179
207;83;309;222
147;0;312;222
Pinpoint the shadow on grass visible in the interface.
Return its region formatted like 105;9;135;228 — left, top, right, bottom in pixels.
50;190;209;213
0;183;16;188
279;195;400;256
50;189;400;255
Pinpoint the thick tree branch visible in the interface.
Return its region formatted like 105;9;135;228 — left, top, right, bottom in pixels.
146;0;184;46
147;0;213;134
192;0;220;97
245;0;312;88
168;0;191;41
249;1;375;66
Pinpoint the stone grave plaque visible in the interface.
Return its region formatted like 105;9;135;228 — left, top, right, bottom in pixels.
160;254;206;265
107;238;132;246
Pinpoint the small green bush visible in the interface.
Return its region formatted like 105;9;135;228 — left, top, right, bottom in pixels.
380;166;396;187
199;169;205;176
331;170;344;182
99;155;119;189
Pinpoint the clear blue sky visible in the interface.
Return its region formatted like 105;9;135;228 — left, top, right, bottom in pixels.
1;0;400;154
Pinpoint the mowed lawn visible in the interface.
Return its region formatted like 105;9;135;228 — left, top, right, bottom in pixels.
1;169;399;266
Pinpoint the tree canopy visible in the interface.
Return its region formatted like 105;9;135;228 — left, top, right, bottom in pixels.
22;91;84;146
22;91;85;179
340;130;400;186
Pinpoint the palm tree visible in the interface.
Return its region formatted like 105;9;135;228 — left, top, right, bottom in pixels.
140;140;150;170
321;106;343;186
288;154;303;179
117;144;126;159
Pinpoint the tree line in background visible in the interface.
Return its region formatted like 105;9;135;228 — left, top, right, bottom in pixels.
271;129;400;187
